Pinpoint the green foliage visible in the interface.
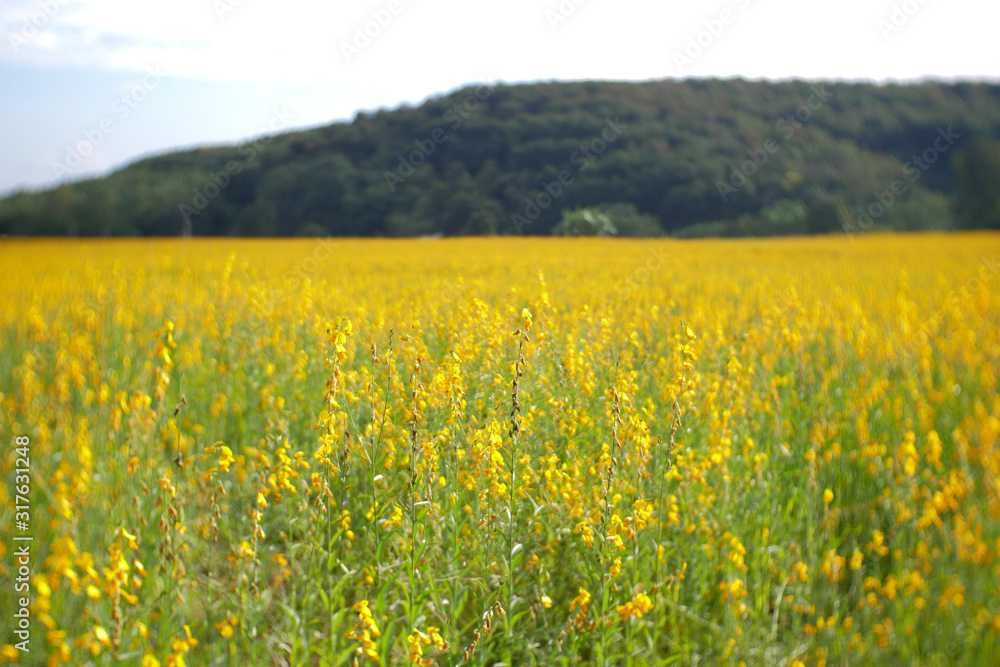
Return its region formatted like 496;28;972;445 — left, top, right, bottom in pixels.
954;139;1000;229
761;199;808;234
805;197;849;235
598;202;665;237
3;79;1000;236
553;207;618;236
295;221;327;237
890;190;954;231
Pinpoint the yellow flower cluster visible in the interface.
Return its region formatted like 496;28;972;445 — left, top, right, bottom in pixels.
616;593;653;622
347;600;381;660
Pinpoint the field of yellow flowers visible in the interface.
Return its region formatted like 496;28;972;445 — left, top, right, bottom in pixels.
1;234;999;666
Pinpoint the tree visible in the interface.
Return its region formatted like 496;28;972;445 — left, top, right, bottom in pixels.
760;199;807;235
804;197;848;235
599;203;664;237
954;139;1000;229
552;208;617;236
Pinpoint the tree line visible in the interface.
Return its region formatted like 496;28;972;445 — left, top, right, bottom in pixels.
2;78;1000;237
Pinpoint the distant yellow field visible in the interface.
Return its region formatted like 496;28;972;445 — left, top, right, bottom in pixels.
1;234;999;665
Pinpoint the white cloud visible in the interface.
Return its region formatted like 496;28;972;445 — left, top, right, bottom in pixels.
3;0;998;86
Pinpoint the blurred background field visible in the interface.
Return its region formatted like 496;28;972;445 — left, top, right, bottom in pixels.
1;234;999;665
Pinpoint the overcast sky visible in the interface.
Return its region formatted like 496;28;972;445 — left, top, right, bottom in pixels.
1;0;998;195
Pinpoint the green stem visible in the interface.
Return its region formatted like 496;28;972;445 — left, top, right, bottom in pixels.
408;358;421;629
505;330;527;644
598;356;623;666
367;330;394;592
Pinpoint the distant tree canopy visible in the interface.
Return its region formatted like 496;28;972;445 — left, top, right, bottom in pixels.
954;139;1000;230
3;79;1000;237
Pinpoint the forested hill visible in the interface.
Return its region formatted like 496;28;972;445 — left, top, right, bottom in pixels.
4;78;1000;237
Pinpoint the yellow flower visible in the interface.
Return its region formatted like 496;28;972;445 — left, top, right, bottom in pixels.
407;632;427;665
121;527;139;550
218;445;235;472
821;549;846;583
94;625;111;647
383;504;404;529
570;587;591;612
939;578;966;609
347;599;382;660
866;529;890;556
616;593;654;621
822;488;834;504
574;520;594;548
215;613;239;639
